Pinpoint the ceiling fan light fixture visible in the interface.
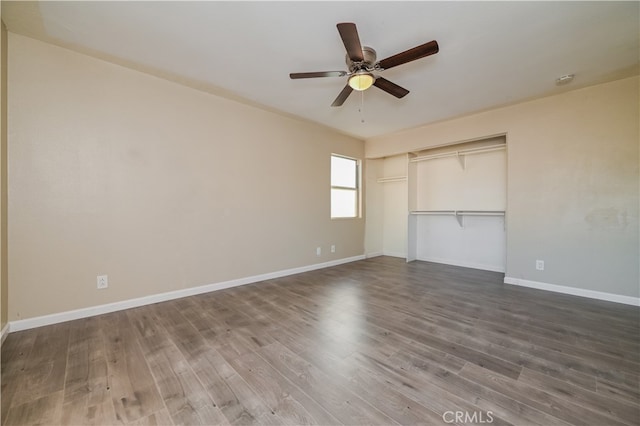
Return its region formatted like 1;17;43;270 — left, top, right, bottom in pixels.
348;71;374;91
290;22;439;106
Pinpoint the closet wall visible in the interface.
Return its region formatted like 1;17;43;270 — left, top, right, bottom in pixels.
381;155;408;258
364;154;409;258
408;137;507;271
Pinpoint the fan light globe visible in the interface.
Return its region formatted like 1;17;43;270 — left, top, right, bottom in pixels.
348;72;374;91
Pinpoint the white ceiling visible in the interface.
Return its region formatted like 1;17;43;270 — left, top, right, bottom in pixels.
2;1;639;139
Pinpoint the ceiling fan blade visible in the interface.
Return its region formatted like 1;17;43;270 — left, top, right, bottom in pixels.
290;71;347;79
337;23;364;62
331;85;354;107
377;40;439;70
373;77;410;98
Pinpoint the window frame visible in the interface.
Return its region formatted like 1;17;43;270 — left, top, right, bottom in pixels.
330;153;361;219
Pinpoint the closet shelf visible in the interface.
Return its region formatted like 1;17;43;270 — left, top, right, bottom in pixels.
377;176;407;183
410;144;505;169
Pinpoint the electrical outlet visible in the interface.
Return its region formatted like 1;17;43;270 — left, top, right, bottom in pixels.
316;247;322;256
97;275;108;289
331;245;336;253
535;260;544;271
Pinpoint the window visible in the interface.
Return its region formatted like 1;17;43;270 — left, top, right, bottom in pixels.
331;154;360;218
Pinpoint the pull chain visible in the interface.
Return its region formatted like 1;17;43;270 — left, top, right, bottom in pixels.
358;90;366;123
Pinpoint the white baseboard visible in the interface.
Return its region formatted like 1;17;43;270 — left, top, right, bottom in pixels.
382;251;407;259
9;255;366;333
417;256;505;273
365;252;383;258
504;277;640;306
1;322;9;345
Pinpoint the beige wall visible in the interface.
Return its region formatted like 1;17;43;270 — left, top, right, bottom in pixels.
1;19;8;331
8;34;365;321
367;76;639;298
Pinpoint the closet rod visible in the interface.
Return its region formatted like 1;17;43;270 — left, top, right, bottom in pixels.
410;144;505;163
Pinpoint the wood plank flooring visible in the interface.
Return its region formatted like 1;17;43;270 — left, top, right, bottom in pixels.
2;257;639;425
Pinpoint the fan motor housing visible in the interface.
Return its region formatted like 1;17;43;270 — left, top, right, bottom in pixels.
346;46;377;71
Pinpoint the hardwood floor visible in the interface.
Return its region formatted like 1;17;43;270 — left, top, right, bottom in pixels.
2;256;639;425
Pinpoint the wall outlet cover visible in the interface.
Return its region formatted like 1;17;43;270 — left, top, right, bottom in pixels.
97;275;108;289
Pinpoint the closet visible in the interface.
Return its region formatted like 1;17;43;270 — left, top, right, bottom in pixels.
372;136;507;272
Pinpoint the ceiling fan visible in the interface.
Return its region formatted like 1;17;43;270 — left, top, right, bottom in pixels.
289;22;439;107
